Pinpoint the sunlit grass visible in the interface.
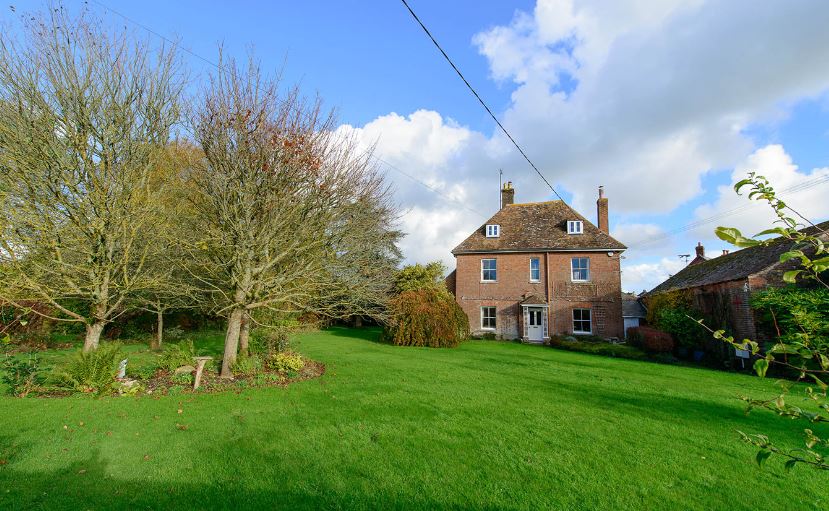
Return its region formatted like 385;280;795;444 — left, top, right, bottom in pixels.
0;327;825;510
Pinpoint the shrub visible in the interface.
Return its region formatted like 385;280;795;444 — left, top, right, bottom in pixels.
158;340;196;372
56;343;123;395
626;327;644;348
547;336;650;361
630;326;675;353
1;354;41;397
751;287;829;347
645;290;705;347
165;326;186;341
266;351;304;375
250;328;290;355
232;353;263;376
385;288;469;348
393;261;446;293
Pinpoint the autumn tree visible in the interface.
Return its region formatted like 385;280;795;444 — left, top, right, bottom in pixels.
0;8;184;351
132;142;205;350
188;55;396;377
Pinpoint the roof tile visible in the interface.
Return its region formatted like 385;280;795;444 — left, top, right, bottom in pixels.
452;201;626;254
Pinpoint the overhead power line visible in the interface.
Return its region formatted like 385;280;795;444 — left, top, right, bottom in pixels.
374;157;489;219
399;0;566;203
91;0;823;250
88;0;224;71
90;0;489;222
626;174;829;249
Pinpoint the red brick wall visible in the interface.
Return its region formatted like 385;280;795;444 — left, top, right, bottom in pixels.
454;251;624;339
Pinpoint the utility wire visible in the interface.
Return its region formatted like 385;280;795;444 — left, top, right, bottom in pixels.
92;0;823;249
626;175;829;249
88;0;225;71
90;0;488;221
400;0;566;203
374;157;489;219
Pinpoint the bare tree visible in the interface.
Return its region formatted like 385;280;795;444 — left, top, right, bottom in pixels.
0;8;184;351
189;55;396;377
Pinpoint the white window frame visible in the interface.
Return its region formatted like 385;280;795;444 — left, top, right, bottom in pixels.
571;257;590;282
567;220;583;234
573;308;592;334
481;306;497;330
481;258;497;282
485;224;500;238
529;257;540;282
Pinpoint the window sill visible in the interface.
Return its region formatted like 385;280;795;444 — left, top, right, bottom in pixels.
480;327;496;331
480;280;497;284
573;331;593;336
570;280;591;284
529;280;541;283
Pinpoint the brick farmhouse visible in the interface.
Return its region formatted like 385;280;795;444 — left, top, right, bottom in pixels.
447;183;626;342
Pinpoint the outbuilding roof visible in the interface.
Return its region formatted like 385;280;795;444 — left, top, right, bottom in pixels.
649;220;829;294
622;293;646;318
452;200;626;254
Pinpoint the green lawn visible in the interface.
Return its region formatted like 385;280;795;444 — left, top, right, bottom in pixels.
0;327;825;510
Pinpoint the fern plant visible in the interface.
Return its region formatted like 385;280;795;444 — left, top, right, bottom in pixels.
56;343;123;396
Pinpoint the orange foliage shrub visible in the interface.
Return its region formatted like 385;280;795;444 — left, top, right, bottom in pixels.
629;326;675;353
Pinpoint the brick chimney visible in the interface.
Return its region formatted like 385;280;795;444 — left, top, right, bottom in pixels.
597;186;609;234
695;242;705;258
501;181;514;209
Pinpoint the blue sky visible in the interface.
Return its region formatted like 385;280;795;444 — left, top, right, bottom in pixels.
4;1;829;292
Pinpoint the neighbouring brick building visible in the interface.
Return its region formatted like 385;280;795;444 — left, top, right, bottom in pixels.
447;183;626;341
647;220;829;346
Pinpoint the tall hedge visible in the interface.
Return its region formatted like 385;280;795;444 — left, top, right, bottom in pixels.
385;288;469;347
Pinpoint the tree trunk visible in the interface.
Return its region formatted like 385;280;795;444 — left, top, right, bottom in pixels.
83;321;106;352
239;313;250;356
221;307;244;378
151;309;163;350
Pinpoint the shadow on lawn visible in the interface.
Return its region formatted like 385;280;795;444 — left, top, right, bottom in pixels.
0;448;515;511
321;326;385;343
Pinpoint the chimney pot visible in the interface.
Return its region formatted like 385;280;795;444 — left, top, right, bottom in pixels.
722;249;729;256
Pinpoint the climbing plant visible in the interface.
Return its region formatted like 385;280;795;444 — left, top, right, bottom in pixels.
706;172;829;471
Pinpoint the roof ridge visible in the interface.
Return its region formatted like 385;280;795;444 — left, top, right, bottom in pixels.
507;200;564;206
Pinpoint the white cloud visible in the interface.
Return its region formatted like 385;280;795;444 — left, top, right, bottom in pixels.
335;1;829;282
622;257;687;294
692;144;829;239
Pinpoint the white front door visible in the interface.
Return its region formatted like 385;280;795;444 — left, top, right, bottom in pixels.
527;308;543;342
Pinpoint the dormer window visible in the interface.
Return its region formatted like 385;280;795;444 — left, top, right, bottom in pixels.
485;224;500;238
567;220;583;235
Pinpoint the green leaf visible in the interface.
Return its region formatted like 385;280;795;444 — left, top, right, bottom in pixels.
734;178;753;193
782;270;802;283
734;237;761;248
754;358;769;378
756;449;771;467
784;459;797;471
755;227;788;238
779;250;804;263
715;226;741;244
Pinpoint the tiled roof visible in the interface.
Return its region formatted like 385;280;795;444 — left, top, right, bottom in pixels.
622;293;646;317
452;200;626;254
649;221;829;294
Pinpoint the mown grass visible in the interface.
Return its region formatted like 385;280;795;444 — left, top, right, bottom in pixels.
0;327;826;510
